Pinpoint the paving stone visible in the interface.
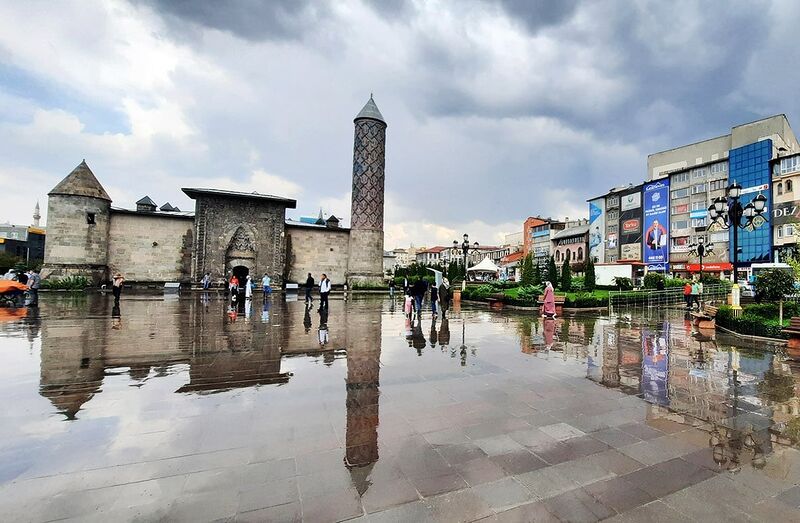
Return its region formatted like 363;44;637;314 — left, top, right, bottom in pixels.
539;422;586;441
514;466;579;499
473;435;525;456
454;457;509;487
489;450;548;475
543;486;615;522
471;477;536;512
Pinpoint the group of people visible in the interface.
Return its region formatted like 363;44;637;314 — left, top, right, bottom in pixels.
305;272;331;310
683;280;704;309
400;277;451;318
224;272;273;302
2;268;41;306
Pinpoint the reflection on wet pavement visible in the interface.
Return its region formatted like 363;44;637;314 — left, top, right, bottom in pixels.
0;294;799;521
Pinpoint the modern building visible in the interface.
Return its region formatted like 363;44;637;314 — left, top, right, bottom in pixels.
647;114;800;279
392;248;412;268
0;204;47;265
523;216;566;267
504;231;523;250
772;151;800;262
382;250;397;274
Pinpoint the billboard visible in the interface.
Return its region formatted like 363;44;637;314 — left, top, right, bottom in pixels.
621;192;641;211
643;181;669;271
588;198;605;262
620;242;641;261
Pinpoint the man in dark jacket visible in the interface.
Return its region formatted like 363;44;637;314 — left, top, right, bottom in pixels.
305;273;314;304
412;279;427;317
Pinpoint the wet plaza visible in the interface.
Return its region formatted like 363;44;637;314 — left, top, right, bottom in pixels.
1;294;800;522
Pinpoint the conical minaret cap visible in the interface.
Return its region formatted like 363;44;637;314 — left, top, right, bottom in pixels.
354;95;385;124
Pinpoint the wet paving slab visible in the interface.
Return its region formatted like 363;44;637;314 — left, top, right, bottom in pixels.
0;293;799;521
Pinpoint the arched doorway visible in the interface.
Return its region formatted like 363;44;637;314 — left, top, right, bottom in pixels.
232;265;249;283
225;225;256;284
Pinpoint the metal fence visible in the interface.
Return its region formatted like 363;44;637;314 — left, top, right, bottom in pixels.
608;284;729;309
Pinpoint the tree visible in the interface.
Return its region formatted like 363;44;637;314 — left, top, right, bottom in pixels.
532;259;542;286
546;255;558;286
560;257;572;291
754;268;796;324
584;257;596;291
520;254;535;286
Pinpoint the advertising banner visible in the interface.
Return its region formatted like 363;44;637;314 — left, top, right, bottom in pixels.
773;202;800;226
620;242;641;261
643;181;669;271
621;192;641;211
588;198;605;262
607;233;618;250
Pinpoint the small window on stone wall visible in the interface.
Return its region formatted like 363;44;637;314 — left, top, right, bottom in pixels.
86;212;96;225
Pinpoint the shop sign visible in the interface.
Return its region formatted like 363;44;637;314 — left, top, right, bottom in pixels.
773;202;800;225
672;263;686;270
687;263;733;272
741;183;769;195
689;210;707;219
622;219;640;233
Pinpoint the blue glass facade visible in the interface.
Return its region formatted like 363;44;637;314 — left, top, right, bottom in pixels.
729;139;772;265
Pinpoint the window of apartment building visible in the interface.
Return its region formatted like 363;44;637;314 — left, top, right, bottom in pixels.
788;180;794;194
691;183;706;194
780;224;795;238
690;201;706;211
672;172;690;184
780;155;800;175
691;217;707;228
577;247;583;260
607;224;618;233
607;196;619;207
710;162;728;174
710;231;728;243
778;182;784;195
709;179;726;191
671;188;690;199
607;210;619;220
672;237;689;248
609;255;617;262
672;220;689;230
691;167;707;179
672;203;689;214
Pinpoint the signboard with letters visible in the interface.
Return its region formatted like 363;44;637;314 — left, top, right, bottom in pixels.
643;181;670;271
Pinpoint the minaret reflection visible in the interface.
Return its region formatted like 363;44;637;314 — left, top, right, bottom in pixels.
344;299;382;495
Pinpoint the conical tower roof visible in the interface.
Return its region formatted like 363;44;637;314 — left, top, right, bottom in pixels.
354;95;385;124
49;160;111;201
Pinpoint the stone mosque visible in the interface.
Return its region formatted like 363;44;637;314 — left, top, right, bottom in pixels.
42;96;387;287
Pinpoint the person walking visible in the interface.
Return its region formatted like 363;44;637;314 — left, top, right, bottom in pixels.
690;280;701;309
112;273;125;305
229;274;239;295
305;273;315;304
683;281;692;309
261;272;272;299
245;274;253;300
438;280;450;317
404;288;413;317
412;279;427;317
26;269;41;306
319;273;331;310
430;281;439;316
541;281;556;318
202;272;211;290
389;279;395;299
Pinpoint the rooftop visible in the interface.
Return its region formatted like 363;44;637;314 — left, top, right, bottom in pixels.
182;188;297;208
355;95;386;124
553;224;590;239
49;160;111;202
110;207;194;219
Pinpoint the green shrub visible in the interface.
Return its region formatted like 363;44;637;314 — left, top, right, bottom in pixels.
664;277;689;288
570;277;585;292
643;272;664;289
515;285;543;304
565;292;606;308
40;275;90;290
716;305;786;339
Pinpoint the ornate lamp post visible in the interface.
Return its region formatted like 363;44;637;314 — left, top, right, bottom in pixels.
707;181;768;311
452;233;480;291
688;237;714;281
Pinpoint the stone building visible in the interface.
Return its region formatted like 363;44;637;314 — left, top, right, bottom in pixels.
42;97;388;287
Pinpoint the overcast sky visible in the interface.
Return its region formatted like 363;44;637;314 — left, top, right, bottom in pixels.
2;0;799;248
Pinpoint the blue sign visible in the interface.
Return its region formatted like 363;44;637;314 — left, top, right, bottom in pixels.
689;210;707;219
643;181;669;270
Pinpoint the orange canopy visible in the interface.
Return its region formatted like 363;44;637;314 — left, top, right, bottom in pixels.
0;280;28;294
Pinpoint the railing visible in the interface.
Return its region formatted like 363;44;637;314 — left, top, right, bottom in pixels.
609;284;729;309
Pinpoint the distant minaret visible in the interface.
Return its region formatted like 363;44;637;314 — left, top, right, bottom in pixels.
347;95;387;286
33;201;41;227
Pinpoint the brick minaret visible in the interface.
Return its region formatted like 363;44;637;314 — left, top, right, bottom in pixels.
347;95;386;286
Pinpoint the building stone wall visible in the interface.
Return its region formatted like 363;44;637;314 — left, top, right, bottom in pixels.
108;212;193;282
42;194;110;284
191;195;288;285
285;225;350;285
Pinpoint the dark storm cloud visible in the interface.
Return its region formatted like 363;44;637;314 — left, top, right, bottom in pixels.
492;0;580;31
137;0;328;41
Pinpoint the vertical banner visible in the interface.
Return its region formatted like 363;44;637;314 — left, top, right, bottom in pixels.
643;180;670;271
588;198;605;263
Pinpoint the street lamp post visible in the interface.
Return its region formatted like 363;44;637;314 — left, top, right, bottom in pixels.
688;237;714;281
452;233;480;291
707;181;768;311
